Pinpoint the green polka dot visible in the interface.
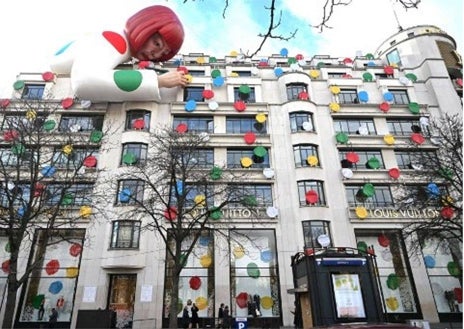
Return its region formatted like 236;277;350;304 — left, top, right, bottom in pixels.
114;70;143;92
13;80;25;90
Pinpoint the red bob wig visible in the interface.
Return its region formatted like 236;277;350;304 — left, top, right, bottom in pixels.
125;5;184;62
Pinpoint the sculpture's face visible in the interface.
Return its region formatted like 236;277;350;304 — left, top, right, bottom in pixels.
135;33;171;61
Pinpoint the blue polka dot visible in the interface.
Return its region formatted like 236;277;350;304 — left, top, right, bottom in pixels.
54;41;75;56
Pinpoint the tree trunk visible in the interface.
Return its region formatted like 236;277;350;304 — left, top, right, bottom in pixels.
2;274;18;329
168;272;180;329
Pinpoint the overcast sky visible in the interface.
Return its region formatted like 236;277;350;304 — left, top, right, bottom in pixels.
0;0;462;97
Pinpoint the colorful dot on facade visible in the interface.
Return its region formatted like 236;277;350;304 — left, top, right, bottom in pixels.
114;70;143;92
102;31;127;54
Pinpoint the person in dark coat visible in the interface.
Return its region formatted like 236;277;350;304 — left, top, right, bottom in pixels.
191;302;200;328
223;305;231;329
217;303;225;328
48;308;58;328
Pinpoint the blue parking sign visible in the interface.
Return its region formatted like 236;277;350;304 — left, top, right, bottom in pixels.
234;317;248;329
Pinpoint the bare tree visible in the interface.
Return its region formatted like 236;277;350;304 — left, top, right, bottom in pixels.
394;113;462;271
180;0;421;55
107;126;265;328
0;96;106;328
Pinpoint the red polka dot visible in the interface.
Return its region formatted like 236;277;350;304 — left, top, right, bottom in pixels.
102;31;127;54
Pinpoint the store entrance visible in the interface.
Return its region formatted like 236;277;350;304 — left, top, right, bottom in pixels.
108;274;137;329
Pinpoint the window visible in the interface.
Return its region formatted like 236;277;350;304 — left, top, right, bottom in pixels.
389;89;410;105
230;184;273;208
386;49;402;66
333;118;376;135
294;144;319;167
297;180;326;206
0;147;36;167
0;182;31;208
289;112;314;133
18;229;85;323
53;147;99;169
355;231;419;318
44;183;94;206
338;89;359;104
395;150;438;170
2;115;45;131
230;230;280;318
59;114;104;132
339;150;385;170
387;119;428;136
121;143;148;166
233;86;256;103
117;180;144;205
125;110;150;131
164;230;214;319
110;221;141;249
375;73;390;79
21;84;45;100
227;148;270;168
188;70;205;76
302;220;332;248
419;233;462;316
346;185;394;207
187;148;214;168
173;116;214;133
327;72;347;78
286;83;307;101
226;117;267;134
184;86;205;102
233;71;252;77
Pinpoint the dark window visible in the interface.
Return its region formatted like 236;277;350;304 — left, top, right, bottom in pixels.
0;182;31;208
375;73;390;79
44;183;94;206
339;150;385;169
189;148;214;168
333;119;376;135
294;144;319;167
234;71;252;77
227;148;270;168
230;184;273;208
286;83;307;101
297;180;326;206
125;110;150;131
173;116;214;133
346;185;394;207
59;115;104;132
53;147;99;169
390;89;410;105
0;147;36;167
110;221;141;249
302;220;332;248
184;86;205;102
117;180;144;205
289;112;314;133
395;150;438;170
121;143;148;166
188;70;205;76
226;117;267;134
387;119;427;136
2;115;46;131
233;86;256;103
338;89;359;104
21;84;45;100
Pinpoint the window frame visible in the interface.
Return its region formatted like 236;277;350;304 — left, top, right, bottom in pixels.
110;220;141;249
289;112;314;133
294;144;319;168
297;180;327;206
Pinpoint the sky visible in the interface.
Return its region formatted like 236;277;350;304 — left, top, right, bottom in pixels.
0;0;462;97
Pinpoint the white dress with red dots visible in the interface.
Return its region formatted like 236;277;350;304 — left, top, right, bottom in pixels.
50;30;161;102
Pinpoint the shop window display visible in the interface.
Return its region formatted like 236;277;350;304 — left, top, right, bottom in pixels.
230;230;280;318
420;236;462;314
356;232;419;315
18;229;85;324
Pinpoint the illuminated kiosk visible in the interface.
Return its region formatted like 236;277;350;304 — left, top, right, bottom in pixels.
290;246;385;327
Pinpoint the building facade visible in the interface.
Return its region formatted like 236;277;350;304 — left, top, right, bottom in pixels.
0;25;462;328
